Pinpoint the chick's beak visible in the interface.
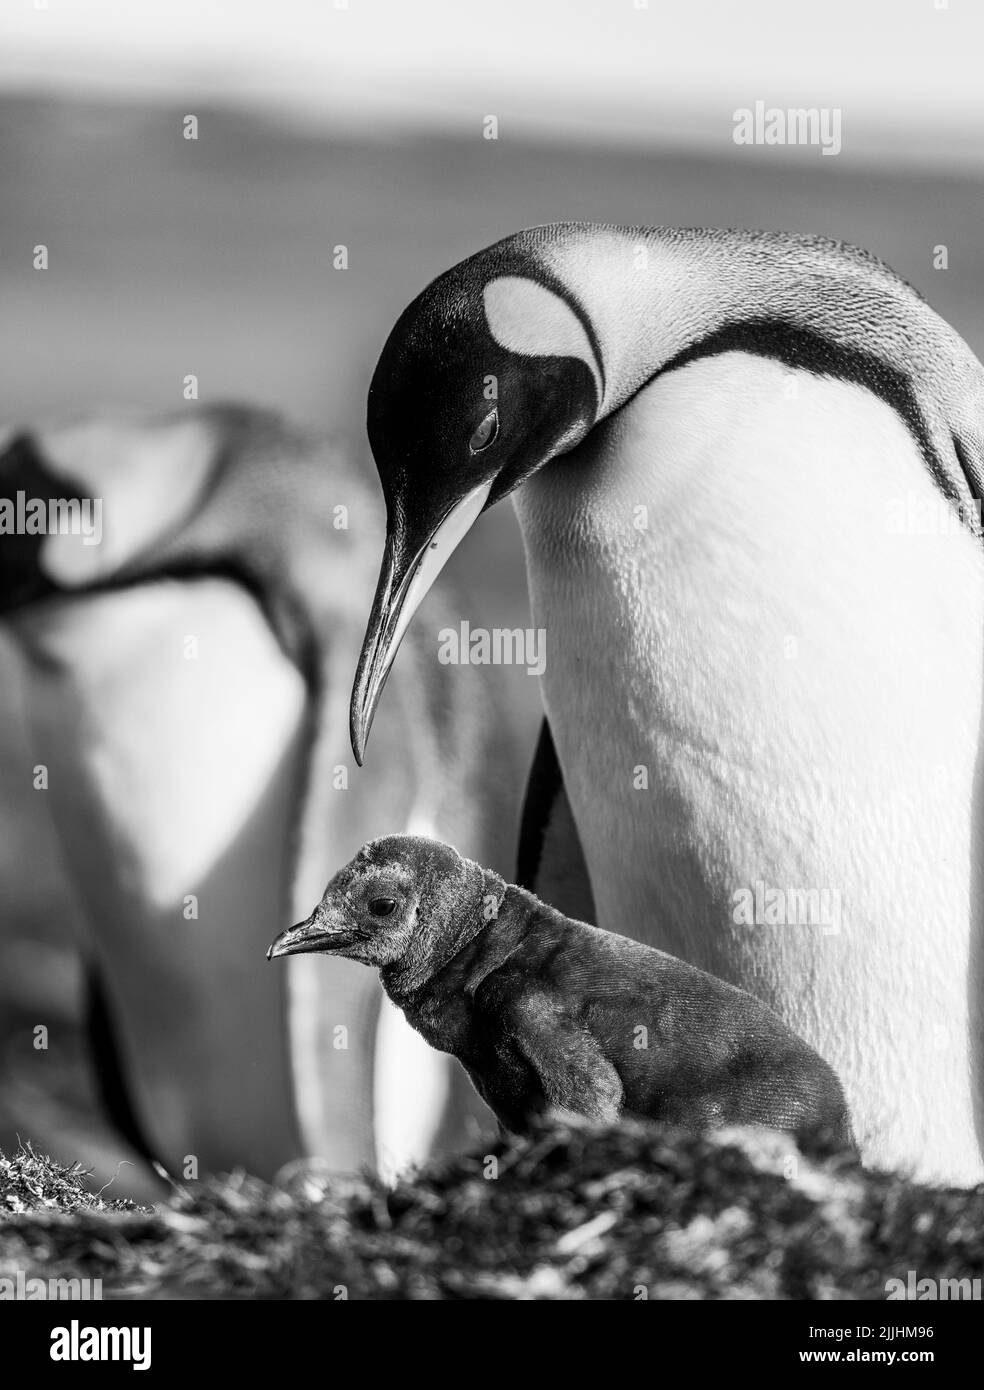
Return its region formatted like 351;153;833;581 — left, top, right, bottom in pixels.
267;909;348;961
349;479;492;765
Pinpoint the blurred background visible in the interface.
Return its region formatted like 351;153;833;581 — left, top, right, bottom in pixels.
1;0;982;1183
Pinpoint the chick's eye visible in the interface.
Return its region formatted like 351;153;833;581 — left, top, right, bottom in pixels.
368;897;397;917
469;409;498;453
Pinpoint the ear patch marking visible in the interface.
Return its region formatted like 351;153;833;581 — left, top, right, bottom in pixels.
37;417;217;587
483;276;602;401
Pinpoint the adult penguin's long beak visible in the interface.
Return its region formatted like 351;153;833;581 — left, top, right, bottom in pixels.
349;479;492;764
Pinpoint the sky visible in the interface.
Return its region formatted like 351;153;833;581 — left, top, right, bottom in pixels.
1;0;982;166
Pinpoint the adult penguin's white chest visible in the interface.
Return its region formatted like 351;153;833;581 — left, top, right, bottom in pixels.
514;351;984;1185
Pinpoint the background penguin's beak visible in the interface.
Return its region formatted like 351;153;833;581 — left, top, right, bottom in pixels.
349;479;492;764
267;910;348;960
0;433;62;614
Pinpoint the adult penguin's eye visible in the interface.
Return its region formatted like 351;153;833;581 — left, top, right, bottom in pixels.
368;897;397;917
469;409;498;453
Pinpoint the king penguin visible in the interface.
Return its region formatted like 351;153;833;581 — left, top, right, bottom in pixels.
350;224;984;1187
0;405;519;1189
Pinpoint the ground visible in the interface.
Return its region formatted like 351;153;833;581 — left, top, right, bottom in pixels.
2;1122;983;1300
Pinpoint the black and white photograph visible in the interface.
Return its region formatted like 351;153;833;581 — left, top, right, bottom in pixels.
1;0;983;1346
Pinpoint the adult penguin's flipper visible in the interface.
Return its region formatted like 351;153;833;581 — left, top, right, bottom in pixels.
516;718;596;924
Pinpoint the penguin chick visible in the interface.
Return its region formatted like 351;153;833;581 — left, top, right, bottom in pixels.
268;836;853;1145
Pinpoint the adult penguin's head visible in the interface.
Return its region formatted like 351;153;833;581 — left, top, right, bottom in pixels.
350;238;603;762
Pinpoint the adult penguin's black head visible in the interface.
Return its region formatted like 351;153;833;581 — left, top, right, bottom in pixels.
350;240;603;763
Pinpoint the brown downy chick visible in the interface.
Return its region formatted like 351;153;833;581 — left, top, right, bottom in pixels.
268;835;853;1145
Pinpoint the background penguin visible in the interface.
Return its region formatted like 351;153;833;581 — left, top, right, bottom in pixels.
349;223;984;1187
0;406;522;1189
269;835;854;1146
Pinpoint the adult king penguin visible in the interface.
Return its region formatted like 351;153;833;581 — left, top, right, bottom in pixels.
351;224;984;1187
0;407;518;1189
